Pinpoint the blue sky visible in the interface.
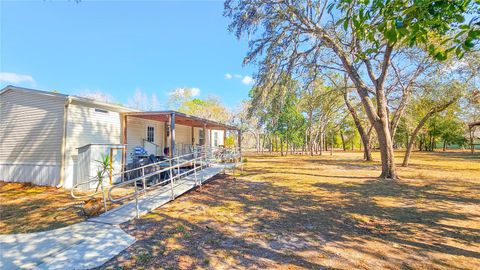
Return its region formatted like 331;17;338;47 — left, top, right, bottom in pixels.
0;0;254;108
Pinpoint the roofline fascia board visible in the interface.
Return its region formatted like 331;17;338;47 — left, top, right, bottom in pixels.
0;85;139;112
124;110;238;130
69;96;139;113
0;85;68;100
1;85;236;129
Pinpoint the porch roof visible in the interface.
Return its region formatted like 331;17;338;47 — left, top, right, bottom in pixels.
123;110;238;130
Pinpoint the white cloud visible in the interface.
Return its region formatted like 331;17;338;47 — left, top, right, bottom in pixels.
0;72;35;84
168;87;201;97
225;72;255;85
241;76;254;85
190;87;201;96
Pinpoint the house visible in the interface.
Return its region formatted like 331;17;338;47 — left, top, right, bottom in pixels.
0;85;238;188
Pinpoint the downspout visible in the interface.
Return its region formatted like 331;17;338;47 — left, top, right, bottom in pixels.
57;97;71;188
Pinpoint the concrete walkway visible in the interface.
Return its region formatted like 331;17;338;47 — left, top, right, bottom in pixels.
0;222;135;270
0;165;226;270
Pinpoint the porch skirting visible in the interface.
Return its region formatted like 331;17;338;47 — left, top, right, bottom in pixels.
0;164;61;187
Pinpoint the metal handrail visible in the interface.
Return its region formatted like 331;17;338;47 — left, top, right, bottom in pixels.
108;153;207;203
70;145;242;218
108;151;209;218
71;147;210;194
70;176;110;213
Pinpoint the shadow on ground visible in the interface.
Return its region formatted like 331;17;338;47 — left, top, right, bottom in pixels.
98;152;480;269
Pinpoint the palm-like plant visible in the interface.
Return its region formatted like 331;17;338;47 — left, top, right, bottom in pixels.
94;155;112;192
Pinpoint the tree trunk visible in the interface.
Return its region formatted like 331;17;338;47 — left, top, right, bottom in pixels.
280;138;284;156
403;98;457;166
324;132;328;151
269;135;273;153
470;127;475;153
330;131;334;156
340;131;346;151
405;131;409;150
318;130;323;156
308;111;314;156
431;135;436;152
374;118;398;179
403;114;431;166
343;90;373;161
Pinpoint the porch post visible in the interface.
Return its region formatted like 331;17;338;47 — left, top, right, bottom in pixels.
191;126;195;146
123;114;128;167
203;124;207;147
164;122;168;154
223;129;227;147
210;129;213;147
170;112;175;158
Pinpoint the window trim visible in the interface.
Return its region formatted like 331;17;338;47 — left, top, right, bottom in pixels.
213;131;218;147
146;126;155;143
199;129;205;145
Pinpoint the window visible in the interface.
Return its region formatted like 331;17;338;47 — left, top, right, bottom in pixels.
213;131;219;147
147;126;155;143
199;130;205;145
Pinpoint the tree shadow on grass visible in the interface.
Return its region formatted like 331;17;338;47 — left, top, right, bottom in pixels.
200;175;480;263
101;212;334;270
101;171;480;269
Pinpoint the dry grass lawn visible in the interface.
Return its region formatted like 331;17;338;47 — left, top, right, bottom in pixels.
0;182;133;234
98;150;480;270
0;182;86;234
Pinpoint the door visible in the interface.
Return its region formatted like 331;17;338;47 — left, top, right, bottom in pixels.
144;125;157;155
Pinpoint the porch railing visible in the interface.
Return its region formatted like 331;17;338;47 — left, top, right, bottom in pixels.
71;146;242;218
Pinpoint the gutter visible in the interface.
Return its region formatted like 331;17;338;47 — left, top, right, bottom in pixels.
57;97;72;188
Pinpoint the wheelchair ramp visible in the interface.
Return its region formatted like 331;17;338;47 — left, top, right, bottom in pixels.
89;166;224;225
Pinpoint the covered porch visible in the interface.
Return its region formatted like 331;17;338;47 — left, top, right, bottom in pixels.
121;111;240;164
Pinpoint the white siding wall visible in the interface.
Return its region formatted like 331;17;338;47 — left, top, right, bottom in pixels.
126;117;165;160
126;119;213;157
0;89;65;186
210;130;225;147
192;128;225;147
193;127;202;145
64;101;122;188
175;124;192;145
